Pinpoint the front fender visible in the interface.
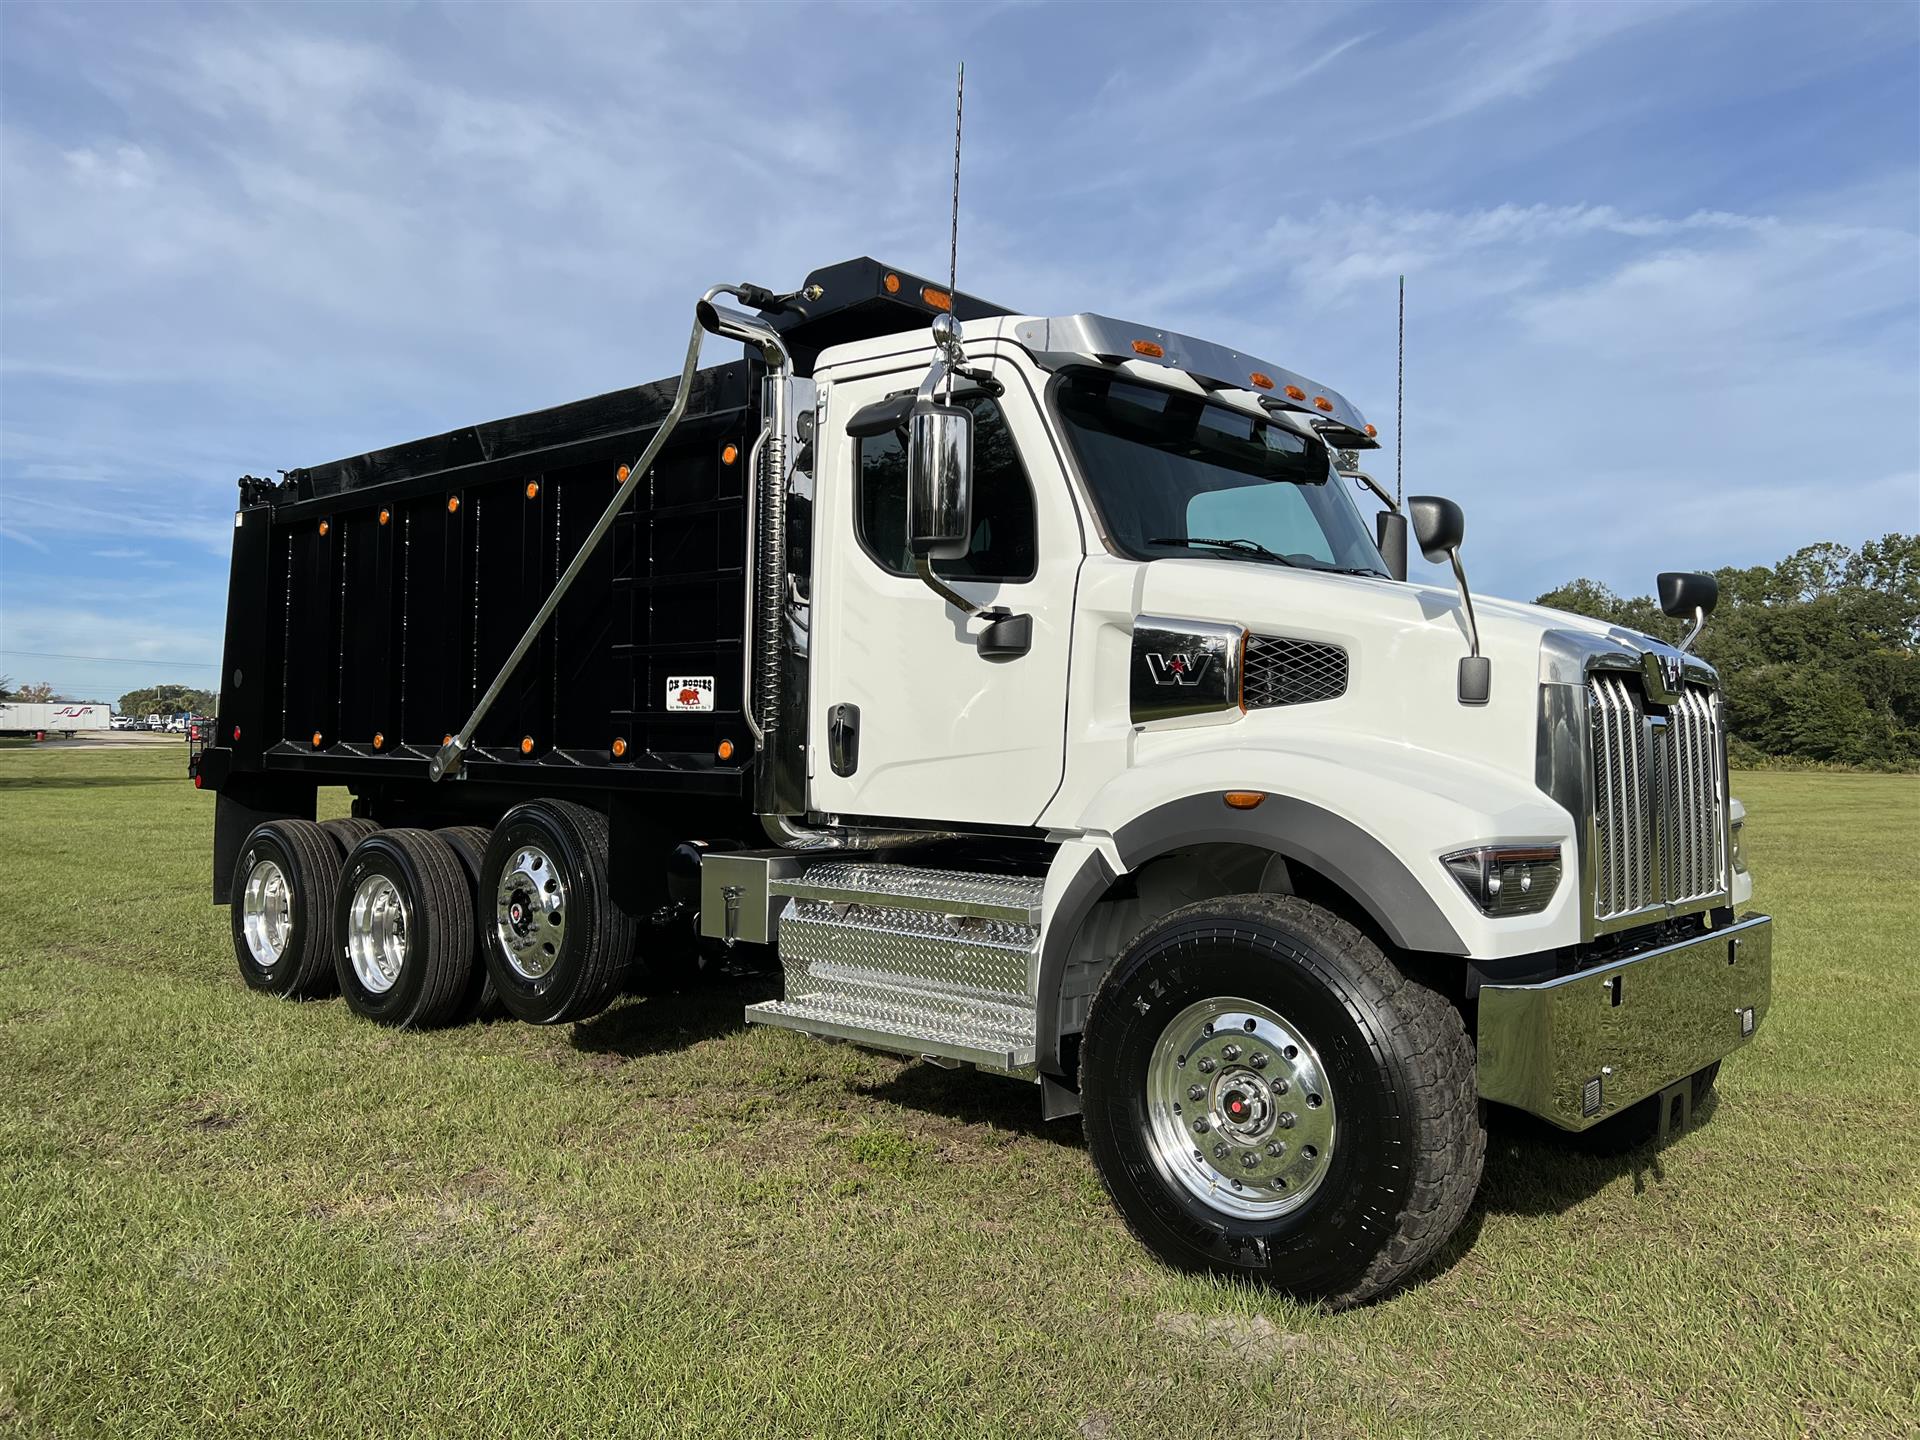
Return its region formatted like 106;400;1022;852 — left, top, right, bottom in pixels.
1033;739;1579;1076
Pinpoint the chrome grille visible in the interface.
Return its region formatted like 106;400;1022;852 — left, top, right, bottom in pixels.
1588;673;1725;922
1244;635;1347;709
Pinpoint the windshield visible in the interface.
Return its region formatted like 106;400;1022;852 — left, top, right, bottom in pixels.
1053;368;1388;576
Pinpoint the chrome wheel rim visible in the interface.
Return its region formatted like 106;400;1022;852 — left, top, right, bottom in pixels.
1144;995;1338;1220
346;873;409;994
241;858;292;967
494;845;565;980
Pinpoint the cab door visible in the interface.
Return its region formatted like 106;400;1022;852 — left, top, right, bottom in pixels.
807;356;1081;827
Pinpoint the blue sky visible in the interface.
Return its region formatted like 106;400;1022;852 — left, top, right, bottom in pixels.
2;0;1916;704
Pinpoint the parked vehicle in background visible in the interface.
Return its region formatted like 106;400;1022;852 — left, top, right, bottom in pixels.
110;714;135;731
193;256;1769;1307
0;702;111;738
144;714;164;731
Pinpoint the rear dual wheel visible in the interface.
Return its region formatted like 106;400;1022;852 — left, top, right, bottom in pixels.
332;829;475;1029
231;820;342;999
479;800;633;1025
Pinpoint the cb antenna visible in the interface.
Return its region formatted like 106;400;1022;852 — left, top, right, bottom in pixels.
949;62;964;304
1396;274;1405;507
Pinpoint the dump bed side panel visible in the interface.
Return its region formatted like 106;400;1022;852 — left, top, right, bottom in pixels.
215;361;760;799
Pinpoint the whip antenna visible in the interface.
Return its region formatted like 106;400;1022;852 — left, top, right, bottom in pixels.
1396;274;1405;507
949;62;964;302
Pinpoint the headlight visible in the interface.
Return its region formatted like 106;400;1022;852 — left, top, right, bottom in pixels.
1442;844;1562;916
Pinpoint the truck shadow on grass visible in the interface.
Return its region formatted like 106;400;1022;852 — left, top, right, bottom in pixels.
569;970;783;1060
1421;1093;1728;1288
572;981;1730;1211
0;774;181;789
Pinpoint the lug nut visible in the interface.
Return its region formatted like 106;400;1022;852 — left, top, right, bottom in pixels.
1188;1084;1205;1103
1265;1140;1287;1158
1250;1052;1268;1069
1197;1057;1217;1074
1213;1142;1230;1160
1221;1043;1241;1061
1276;1111;1297;1129
1241;1152;1259;1170
1192;1117;1210;1134
1273;1078;1289;1095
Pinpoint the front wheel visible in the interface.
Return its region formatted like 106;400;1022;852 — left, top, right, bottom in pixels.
1081;894;1484;1309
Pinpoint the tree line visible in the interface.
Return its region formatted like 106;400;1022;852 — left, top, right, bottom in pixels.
1536;534;1918;771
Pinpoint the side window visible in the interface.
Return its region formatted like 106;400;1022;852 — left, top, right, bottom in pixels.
856;394;1037;581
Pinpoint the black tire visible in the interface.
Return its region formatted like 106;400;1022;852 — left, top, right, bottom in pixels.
1565;1060;1721;1155
1081;893;1484;1309
229;819;343;1000
320;816;380;855
478;800;634;1025
331;829;475;1029
434;825;505;1021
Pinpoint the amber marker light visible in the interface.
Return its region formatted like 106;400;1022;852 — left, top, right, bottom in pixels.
721;443;739;465
1365;423;1378;438
717;739;735;760
311;731;324;748
1283;385;1306;401
442;733;453;746
372;732;385;750
378;508;391;525
1224;791;1266;810
519;736;535;755
1313;396;1335;412
921;286;952;312
447;495;460;513
318;520;330;536
883;272;901;294
617;464;631;483
1249;372;1275;390
611;738;628;758
1131;339;1165;358
525;481;540;499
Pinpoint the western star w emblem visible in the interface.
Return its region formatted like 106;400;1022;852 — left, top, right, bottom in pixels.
1146;652;1212;687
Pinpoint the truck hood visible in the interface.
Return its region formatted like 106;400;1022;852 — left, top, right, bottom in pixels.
1132;559;1710;789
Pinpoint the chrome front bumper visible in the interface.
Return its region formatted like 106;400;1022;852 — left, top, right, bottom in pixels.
1475;914;1772;1130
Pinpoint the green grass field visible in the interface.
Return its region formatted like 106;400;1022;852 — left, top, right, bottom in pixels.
1;747;1915;1438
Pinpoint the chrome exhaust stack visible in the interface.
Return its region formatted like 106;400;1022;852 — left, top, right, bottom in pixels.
697;295;796;823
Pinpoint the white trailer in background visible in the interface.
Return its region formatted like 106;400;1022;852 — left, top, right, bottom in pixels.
0;702;111;737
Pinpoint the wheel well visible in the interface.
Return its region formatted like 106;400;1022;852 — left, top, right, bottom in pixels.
1049;842;1442;1082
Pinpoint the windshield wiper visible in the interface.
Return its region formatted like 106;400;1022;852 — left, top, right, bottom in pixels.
1148;536;1298;567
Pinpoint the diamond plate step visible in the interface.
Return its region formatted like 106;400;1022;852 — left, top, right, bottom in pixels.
770;862;1043;924
745;881;1043;1074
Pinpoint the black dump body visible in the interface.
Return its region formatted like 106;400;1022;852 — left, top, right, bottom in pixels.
217;359;762;794
198;258;1010;897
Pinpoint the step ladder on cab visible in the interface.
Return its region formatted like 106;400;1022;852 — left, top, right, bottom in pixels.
701;855;1044;1075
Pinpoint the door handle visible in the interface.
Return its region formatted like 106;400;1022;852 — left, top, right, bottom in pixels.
828;702;860;777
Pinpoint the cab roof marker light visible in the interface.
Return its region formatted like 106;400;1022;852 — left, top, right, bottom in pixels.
1131;339;1165;358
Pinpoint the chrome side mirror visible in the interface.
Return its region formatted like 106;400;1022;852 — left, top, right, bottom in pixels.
907;399;974;561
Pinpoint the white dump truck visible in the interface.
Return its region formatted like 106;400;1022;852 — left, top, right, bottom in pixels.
196;258;1769;1306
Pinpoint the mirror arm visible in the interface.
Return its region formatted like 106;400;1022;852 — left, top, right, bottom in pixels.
1677;604;1706;655
913;557;984;618
1448;549;1481;660
1345;468;1397;513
